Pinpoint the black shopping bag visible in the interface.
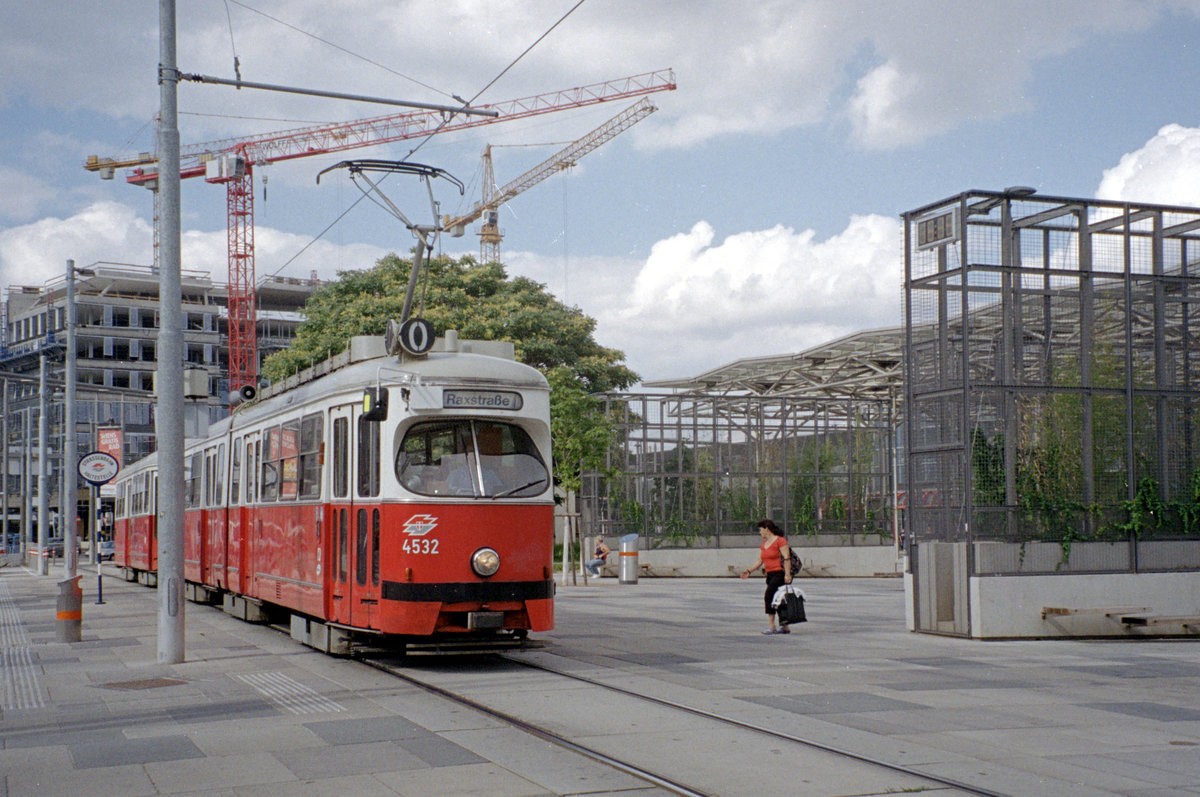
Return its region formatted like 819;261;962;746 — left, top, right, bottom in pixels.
778;586;807;624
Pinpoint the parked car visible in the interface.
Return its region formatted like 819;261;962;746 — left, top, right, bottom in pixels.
98;538;115;561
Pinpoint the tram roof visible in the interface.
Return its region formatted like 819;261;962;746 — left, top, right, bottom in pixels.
212;337;548;436
641;326;903;400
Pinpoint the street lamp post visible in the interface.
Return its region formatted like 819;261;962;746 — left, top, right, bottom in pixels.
156;0;186;664
64;259;79;579
37;353;48;576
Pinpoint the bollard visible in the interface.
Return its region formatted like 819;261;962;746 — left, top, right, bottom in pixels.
95;560;105;605
618;533;639;585
56;575;83;642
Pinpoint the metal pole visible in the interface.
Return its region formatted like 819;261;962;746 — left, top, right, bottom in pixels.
157;0;186;663
90;396;98;566
179;73;498;117
64;260;78;579
37;354;48;575
2;378;7;556
22;407;31;559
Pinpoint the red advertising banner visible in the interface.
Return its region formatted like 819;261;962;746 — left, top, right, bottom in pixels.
97;427;122;466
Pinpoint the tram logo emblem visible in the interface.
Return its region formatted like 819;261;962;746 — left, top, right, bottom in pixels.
402;514;438;537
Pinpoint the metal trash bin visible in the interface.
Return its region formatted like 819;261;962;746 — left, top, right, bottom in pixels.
618;533;639;584
56;575;83;642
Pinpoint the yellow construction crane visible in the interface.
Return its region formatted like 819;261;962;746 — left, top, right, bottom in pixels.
443;97;657;263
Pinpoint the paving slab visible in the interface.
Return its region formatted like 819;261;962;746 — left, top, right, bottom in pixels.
6;565;1200;795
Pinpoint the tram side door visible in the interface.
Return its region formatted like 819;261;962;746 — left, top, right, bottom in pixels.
328;406;353;625
350;407;382;628
327;403;382;629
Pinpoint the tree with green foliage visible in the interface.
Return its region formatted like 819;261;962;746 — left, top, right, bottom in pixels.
261;253;636;493
547;366;615;494
263;253;635;392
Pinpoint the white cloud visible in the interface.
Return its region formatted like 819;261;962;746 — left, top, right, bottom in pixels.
600;215;903;380
847;62;927;150
1096;124;1200;206
481;218;905;384
3;1;1180;153
0;200;388;291
0;202;153;287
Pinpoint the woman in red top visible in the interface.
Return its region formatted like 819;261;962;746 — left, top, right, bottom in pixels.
739;519;794;634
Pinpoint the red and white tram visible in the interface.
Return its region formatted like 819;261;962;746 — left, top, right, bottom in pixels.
112;332;555;653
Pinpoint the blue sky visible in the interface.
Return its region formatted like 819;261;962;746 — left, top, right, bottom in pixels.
4;1;1200;382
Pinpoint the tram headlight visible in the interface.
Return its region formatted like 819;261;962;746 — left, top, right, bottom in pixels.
471;547;500;577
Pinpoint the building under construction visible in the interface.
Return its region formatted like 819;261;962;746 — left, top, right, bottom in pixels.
0;262;318;551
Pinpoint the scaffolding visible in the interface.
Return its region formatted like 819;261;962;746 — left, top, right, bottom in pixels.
904;190;1200;574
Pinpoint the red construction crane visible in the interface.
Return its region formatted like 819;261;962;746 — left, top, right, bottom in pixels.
85;70;676;398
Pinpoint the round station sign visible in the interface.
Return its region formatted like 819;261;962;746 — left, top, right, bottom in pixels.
78;451;120;486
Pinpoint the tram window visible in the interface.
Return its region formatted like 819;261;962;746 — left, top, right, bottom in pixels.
262;426;280;502
356;416;380;498
186;453;202;508
214;444;225;506
280;420;300;501
338;508;348;583
230;442;241;505
245;441;257;503
332;417;348;499
396;420;548;499
371;509;380;586
299;413;323;499
355;508;368;586
203;453;212;507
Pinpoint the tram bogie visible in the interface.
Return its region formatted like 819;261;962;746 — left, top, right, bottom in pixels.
112;332;556;654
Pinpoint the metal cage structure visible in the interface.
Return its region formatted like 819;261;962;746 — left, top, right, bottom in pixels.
903;190;1200;575
580;329;903;550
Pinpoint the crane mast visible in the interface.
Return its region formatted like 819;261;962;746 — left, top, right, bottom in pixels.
444;97;658;263
84;70;676;400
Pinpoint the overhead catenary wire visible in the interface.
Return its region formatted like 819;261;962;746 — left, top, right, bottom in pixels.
400;0;589;163
226;0;454;100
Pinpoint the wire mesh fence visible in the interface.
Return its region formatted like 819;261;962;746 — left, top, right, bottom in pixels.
580;392;897;550
904;191;1200;571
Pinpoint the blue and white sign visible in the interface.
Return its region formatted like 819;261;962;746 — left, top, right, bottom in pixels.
79;451;120;485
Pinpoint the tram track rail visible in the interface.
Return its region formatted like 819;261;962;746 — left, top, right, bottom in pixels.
361;652;707;796
500;653;1008;797
360;650;1008;797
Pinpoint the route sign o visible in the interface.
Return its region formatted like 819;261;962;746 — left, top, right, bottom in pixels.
397;318;435;355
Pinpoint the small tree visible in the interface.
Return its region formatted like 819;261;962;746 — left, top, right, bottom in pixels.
547;366;615;495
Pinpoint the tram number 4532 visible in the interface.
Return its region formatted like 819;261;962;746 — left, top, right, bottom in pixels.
402;538;440;554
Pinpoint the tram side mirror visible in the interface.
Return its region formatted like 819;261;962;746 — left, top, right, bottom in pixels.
362;387;389;422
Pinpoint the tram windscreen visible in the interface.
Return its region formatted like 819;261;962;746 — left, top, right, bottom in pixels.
396;420;548;498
